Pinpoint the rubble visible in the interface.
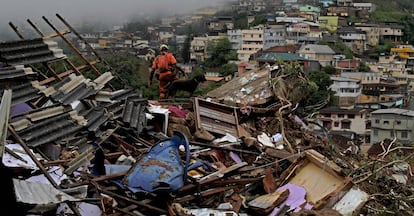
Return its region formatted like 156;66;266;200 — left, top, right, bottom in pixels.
1;15;414;216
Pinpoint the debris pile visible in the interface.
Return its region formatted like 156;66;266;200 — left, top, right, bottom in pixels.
1;16;414;216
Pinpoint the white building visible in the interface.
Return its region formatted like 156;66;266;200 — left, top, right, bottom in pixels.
330;76;362;108
227;29;243;50
237;25;264;62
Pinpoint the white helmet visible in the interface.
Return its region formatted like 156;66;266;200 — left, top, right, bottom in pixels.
160;44;169;51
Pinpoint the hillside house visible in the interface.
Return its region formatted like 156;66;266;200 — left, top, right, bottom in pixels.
379;25;404;42
157;25;175;43
318;107;370;143
285;21;322;44
370;108;414;145
263;26;286;49
354;23;380;47
327;6;356;17
190;37;208;63
299;5;321;22
207;16;234;33
237;25;264;62
337;26;367;54
337;0;353;7
330;76;361;108
353;2;375;13
228;29;243;50
297;44;335;66
333;57;360;73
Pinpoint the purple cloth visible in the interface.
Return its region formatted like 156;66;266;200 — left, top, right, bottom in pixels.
10;103;33;118
269;183;313;215
229;151;242;163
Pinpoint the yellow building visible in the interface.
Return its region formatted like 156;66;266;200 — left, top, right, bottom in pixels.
318;16;339;33
390;45;414;60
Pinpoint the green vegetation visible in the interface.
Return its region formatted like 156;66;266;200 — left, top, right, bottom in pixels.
370;6;407;23
322;65;337;75
359;62;371;72
301;70;334;109
249;14;267;27
205;38;237;68
319;41;353;59
218;63;238;76
234;13;248;29
369;0;414;43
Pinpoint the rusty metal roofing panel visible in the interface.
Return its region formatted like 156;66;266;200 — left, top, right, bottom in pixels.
0;38;66;66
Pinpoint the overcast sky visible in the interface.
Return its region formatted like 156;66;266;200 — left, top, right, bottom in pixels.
0;0;226;38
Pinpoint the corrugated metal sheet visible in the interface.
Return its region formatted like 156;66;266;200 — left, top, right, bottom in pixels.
10;106;86;147
121;97;147;133
206;67;273;106
104;100;125;119
94;89;146;134
0;38;66;66
81;107;111;132
39;73;114;105
13;178;78;205
94;89;131;103
0;65;36;80
9;82;42;105
93;71;114;90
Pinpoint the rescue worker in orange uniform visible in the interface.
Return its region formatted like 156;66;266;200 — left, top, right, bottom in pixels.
148;44;184;99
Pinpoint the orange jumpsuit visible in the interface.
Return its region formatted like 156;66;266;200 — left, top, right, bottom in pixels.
151;52;178;99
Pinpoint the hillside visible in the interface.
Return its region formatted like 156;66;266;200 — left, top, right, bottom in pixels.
358;0;414;43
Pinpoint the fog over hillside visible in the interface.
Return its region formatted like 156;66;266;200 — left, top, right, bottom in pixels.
0;0;227;39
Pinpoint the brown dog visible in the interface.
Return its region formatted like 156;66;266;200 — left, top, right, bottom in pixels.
167;74;207;98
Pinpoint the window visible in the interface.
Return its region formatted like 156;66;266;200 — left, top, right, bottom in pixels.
390;131;395;137
373;129;378;136
366;122;371;129
401;131;408;139
322;121;331;128
338;114;344;118
395;120;401;125
383;120;390;124
348;114;355;119
334;122;339;127
375;119;380;124
341;122;351;129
